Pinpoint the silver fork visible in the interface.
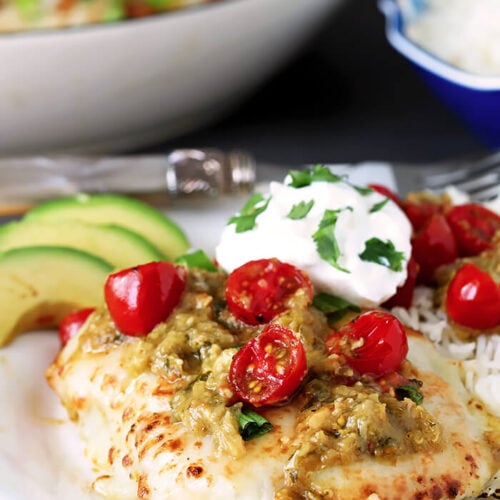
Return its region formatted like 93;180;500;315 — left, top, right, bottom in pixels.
391;151;500;201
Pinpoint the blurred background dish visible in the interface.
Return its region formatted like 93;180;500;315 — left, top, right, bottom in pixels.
0;0;215;33
379;0;500;149
0;0;343;155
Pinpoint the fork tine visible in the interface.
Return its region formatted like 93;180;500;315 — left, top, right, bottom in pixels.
424;151;500;189
469;183;500;203
449;172;499;193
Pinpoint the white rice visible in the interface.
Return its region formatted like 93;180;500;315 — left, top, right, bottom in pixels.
392;286;500;417
403;0;500;76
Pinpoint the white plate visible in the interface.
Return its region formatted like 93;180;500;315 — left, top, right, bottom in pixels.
0;0;342;155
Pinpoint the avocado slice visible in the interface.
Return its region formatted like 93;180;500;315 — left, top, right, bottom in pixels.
25;194;190;260
0;219;164;270
0;246;112;346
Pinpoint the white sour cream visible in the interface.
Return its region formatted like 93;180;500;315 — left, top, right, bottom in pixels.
215;176;412;308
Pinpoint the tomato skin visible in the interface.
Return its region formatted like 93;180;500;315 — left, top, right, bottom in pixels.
59;307;95;346
104;261;186;336
445;263;500;330
383;255;419;309
228;324;307;407
225;258;313;325
446;203;500;257
368;184;403;208
403;200;444;232
411;214;458;284
326;311;408;377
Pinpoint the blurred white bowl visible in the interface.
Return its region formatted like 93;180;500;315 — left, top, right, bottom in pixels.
0;0;342;155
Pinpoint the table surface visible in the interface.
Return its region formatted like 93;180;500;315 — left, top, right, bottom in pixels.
141;0;488;167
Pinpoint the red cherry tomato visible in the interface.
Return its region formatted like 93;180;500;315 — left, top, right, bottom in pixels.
411;214;458;284
368;184;403;208
446;203;500;257
104;261;186;336
228;324;307;407
59;307;95;346
383;255;420;309
403;200;444;232
326;311;408;377
445;263;500;330
225;258;313;325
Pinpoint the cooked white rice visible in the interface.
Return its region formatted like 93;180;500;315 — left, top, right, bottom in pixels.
392;286;500;418
403;0;500;76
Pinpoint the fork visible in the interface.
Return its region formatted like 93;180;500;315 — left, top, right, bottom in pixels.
390;151;500;201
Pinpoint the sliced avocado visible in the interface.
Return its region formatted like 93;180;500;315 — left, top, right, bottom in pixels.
0;246;112;346
25;194;190;260
0;219;164;270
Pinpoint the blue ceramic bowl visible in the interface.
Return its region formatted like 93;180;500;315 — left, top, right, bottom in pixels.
378;0;500;148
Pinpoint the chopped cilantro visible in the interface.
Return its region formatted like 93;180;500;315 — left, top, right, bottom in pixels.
358;237;405;272
312;292;360;324
395;384;424;405
238;409;272;441
228;193;270;233
352;185;374;196
287;164;344;188
312;208;351;273
175;249;218;272
287;200;314;220
369;198;390;213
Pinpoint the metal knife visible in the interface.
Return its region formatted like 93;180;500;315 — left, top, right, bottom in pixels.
0;148;400;216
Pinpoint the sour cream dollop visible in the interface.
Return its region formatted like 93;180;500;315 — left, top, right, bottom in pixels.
215;173;412;308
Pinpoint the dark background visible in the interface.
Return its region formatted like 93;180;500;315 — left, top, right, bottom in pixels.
146;0;488;165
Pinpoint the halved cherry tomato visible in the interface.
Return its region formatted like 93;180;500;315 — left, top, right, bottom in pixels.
368;184;403;208
228;324;307;407
446;203;500;257
326;311;408;377
383;255;419;309
58;307;95;346
104;261;186;336
411;213;458;284
445;263;500;330
403;200;444;232
225;258;313;325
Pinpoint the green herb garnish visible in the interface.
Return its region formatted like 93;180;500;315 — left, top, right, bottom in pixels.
395;385;424;405
175;249;218;272
312;292;360;324
287;200;314;220
313;208;351;273
352;185;374;196
369;198;390;213
228;193;271;233
358;237;405;272
287;164;344;188
238;409;273;441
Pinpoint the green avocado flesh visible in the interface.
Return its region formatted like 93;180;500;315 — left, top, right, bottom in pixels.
25;194;190;260
0;219;164;270
0;246;113;346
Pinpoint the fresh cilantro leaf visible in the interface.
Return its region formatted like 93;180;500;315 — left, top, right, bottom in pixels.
313;208;351;273
287;164;344;188
175;249;218;272
238;409;273;441
287;199;314;220
395;385;424;405
228;193;270;233
312;292;360;324
359;237;405;272
370;198;390;213
352;185;374;196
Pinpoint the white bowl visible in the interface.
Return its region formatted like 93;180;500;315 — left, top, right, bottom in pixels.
0;0;342;155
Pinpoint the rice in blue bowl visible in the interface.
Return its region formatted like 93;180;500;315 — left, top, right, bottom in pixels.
378;0;500;148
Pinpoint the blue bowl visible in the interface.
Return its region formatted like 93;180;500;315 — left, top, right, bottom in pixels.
378;0;500;148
